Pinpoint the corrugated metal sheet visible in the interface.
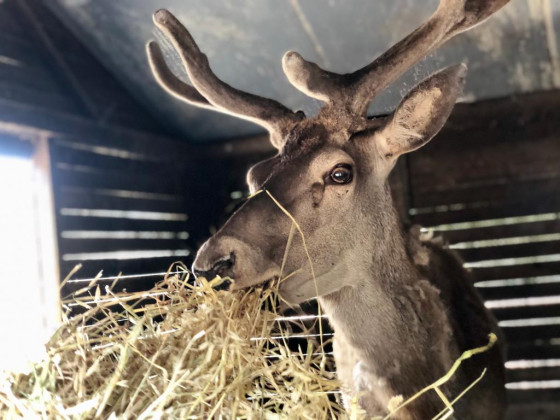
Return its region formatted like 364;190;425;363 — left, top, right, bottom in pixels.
46;0;560;141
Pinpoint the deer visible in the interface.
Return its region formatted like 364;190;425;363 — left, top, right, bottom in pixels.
147;1;510;418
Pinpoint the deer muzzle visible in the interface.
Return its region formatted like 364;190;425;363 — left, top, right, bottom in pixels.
192;234;282;289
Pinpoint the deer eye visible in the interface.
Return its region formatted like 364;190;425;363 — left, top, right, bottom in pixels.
329;164;353;185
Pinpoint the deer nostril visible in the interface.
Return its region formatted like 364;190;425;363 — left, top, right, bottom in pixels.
214;256;234;274
192;253;235;290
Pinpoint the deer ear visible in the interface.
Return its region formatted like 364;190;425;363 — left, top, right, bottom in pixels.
377;64;467;159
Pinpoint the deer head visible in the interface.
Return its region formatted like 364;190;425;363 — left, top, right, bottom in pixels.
148;0;510;305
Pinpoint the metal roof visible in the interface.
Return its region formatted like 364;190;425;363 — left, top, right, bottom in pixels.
47;0;560;141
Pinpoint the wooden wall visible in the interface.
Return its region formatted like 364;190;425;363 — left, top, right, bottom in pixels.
0;0;234;294
406;90;560;415
0;0;165;134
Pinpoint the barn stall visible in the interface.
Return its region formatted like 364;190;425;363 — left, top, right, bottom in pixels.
0;0;559;418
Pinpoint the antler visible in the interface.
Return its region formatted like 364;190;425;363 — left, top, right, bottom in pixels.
282;0;510;116
147;9;303;148
149;1;510;142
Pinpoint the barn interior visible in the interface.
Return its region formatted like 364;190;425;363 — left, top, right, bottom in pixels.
0;0;559;417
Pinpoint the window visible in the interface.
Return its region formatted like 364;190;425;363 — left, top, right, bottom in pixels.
0;141;59;373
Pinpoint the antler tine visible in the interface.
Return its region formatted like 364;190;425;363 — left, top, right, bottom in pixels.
150;9;304;145
283;0;510;116
282;51;348;104
147;41;215;110
347;0;511;115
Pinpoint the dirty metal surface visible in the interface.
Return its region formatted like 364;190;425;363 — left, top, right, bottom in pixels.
47;0;560;141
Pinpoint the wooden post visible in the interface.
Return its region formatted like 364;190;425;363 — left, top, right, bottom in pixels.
32;136;61;328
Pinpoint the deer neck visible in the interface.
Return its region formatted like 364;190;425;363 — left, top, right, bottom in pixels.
318;202;431;362
316;200;458;407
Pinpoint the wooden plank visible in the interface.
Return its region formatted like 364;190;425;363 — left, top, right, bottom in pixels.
437;220;560;244
506;402;560;419
413;204;560;233
62;249;191;270
0;35;47;67
32;137;61;334
476;282;560;301
51;144;181;175
411;177;560;216
471;262;560;281
61;276;164;299
0;81;78;114
0;100;198;162
410;134;560;194
58;238;190;255
492;304;560;321
458;241;560;263
52;165;183;195
413;186;560;220
51;139;164;164
413;200;560;228
0;61;64;93
502;324;560;342
410;91;560;193
507;366;560;383
15;0;101;119
0;2;30;38
506;388;560;404
50;131;195;163
6;0;164;133
57;215;189;232
57;189;186;213
59;257;188;282
25;9;89;58
444;91;560;148
508;342;560;360
30;47;163;133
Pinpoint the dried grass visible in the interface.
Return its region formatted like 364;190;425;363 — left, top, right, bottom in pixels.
0;260;497;419
0;264;344;419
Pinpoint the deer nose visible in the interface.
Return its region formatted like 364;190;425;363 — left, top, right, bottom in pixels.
192;253;235;290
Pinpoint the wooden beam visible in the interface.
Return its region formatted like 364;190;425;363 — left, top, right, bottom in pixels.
32;137;61;326
15;0;99;119
0;98;195;158
409;89;560;208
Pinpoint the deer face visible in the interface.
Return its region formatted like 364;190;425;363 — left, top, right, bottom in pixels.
194;123;378;302
147;1;510;304
191;65;466;304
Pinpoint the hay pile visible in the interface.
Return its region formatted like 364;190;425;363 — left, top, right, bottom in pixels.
0;258;496;419
0;265;345;419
